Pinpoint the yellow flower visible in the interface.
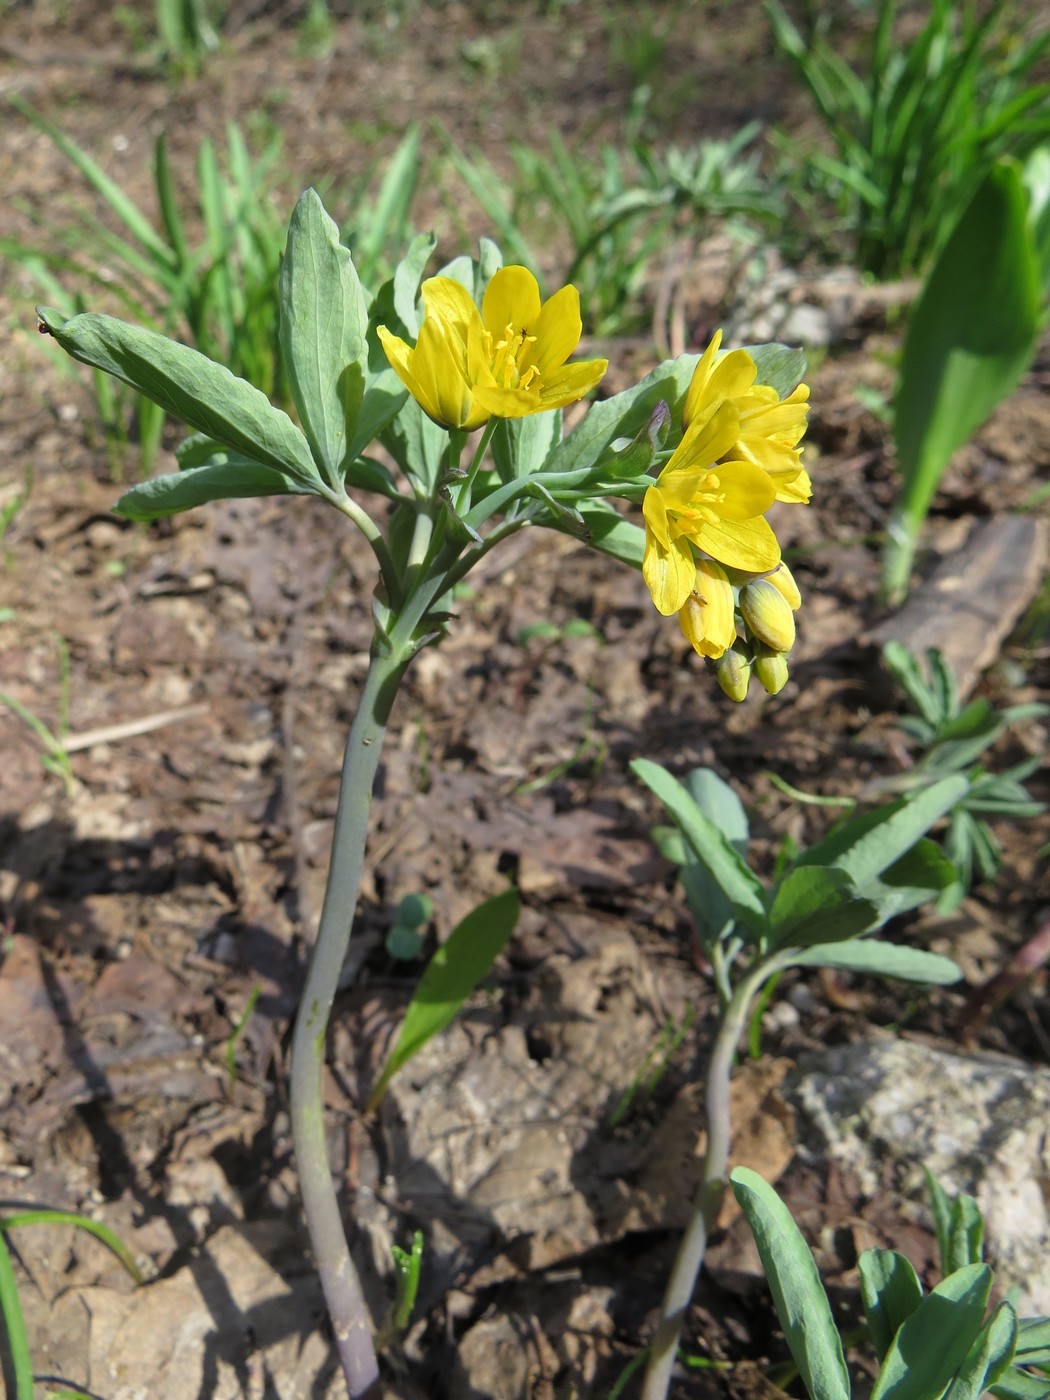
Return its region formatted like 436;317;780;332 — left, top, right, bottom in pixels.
678;559;736;659
377;266;607;430
682;330;811;503
641;401;780;616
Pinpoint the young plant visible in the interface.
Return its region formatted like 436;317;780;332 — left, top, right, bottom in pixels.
39;185;813;1395
7;101;286;474
444;122;781;338
767;0;1050;280
881;156;1047;603
632;760;965;1400
877;643;1046;910
154;0;221;77
0;636;75;795
730;1167;1050;1400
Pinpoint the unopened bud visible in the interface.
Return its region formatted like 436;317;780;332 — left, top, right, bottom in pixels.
603;401;671;478
753;647;789;695
740;578;796;653
767;562;802;611
712;644;751;702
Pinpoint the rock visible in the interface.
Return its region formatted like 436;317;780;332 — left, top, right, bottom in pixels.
784;1038;1050;1312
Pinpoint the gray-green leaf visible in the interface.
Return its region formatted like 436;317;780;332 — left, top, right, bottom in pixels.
279;189;369;488
731;1167;851;1400
38;307;323;489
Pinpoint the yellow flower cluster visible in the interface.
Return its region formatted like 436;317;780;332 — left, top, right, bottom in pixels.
641;331;810;698
379;267;811;702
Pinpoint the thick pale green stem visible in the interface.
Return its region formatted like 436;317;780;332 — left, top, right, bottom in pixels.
289;641;409;1398
641;961;774;1400
879;506;921;608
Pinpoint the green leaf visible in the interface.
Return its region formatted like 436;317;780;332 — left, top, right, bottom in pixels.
786;940;961;985
555;501;646;568
949;1302;1018;1400
37;308;324;490
990;1367;1050;1400
1016;1317;1050;1360
491;410;563;481
748;343;808;399
367;889;519;1110
545;354;701;477
769;866;879;949
859;1249;924;1362
384;394;447;494
860;839;958;923
793;777;968;890
686;767;750;851
114;461;308;520
894;160;1041;533
347;367;408;467
279;189;369;488
870;1265;993;1400
631;759;768;935
675;769;752;947
730;1167;851;1400
0;1228;34;1400
945;1193;985;1273
926;1168;955;1276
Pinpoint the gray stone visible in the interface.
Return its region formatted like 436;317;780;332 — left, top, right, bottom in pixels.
784;1038;1050;1313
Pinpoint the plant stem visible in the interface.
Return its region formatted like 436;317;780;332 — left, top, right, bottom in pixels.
289;639;410;1399
641;961;773;1400
879;506;919;608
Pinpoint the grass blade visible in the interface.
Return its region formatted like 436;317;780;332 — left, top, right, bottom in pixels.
0;1227;35;1400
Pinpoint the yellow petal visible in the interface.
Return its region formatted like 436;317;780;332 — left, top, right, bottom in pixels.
711;460;777;519
535;357;608;406
707;348;758;402
682;330;723;428
378;324;447;426
421;276;480;341
774;466;812;504
694;514;782;572
482;265;541;337
532;284;582;375
642;528;696;615
642;482;672;549
658;401;739;492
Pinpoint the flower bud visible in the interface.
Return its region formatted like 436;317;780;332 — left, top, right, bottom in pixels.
753;647;789;696
767;562;802;611
678;559;735;658
712;644;751;702
739;578;796;653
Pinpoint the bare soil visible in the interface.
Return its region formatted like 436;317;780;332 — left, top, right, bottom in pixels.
2;4;1049;1398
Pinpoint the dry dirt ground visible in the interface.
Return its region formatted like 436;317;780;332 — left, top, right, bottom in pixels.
2;3;1050;1398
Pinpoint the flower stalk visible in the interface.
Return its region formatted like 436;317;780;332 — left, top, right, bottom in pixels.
641;960;778;1400
289;642;407;1398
